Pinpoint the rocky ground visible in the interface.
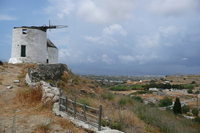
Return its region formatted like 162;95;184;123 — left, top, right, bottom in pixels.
0;63;87;133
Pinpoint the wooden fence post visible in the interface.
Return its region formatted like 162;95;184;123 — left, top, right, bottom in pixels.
65;96;68;113
74;97;76;118
84;102;87;121
98;105;102;131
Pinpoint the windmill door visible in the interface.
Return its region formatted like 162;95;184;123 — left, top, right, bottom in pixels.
21;45;26;57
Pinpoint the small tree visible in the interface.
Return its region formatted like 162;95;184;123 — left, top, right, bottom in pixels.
181;105;190;114
159;97;172;107
173;98;182;115
192;108;199;116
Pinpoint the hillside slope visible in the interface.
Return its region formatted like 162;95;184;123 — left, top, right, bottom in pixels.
0;63;87;133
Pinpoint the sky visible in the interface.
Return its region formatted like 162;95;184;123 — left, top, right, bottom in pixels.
0;0;200;75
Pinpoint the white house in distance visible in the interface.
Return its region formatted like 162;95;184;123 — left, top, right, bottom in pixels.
9;25;67;64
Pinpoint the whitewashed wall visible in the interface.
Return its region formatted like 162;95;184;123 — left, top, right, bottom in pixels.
9;28;47;63
47;47;58;64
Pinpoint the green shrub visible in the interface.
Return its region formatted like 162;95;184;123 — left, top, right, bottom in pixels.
56;81;66;88
101;92;115;100
118;97;129;106
187;89;193;94
77;98;89;106
159;97;172;107
192;108;199;116
129;90;154;95
148;102;155;107
132;96;143;103
102;119;122;130
182;105;190;114
193;116;200;123
73;77;79;84
191;81;196;84
109;86;130;91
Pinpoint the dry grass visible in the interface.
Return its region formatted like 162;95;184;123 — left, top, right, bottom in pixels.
52;117;86;133
34;117;52;133
15;87;43;106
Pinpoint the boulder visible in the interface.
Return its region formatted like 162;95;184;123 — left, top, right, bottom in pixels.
7;86;13;89
28;63;69;82
53;96;59;102
80;89;87;94
45;93;55;98
13;80;20;83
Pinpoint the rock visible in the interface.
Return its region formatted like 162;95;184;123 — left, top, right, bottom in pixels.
50;87;60;96
7;86;13;89
44;97;52;104
88;85;95;89
80;89;87;94
0;61;3;65
46;93;55;98
13;80;20;83
53;96;59;102
28;63;69;82
25;74;35;87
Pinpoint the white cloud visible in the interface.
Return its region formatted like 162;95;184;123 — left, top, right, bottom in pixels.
118;55;135;62
84;36;101;43
0;14;17;21
102;54;115;64
84;24;126;45
59;49;83;63
182;58;188;61
159;26;179;37
119;52;158;64
135;34;159;48
45;0;74;19
77;0;135;24
87;55;99;62
147;0;199;16
103;24;127;36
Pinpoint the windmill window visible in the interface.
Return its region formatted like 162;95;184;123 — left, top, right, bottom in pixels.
22;29;27;34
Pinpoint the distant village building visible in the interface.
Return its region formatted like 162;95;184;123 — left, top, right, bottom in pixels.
149;88;159;91
9;24;67;64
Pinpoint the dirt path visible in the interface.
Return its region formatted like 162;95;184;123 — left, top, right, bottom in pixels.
0;64;86;133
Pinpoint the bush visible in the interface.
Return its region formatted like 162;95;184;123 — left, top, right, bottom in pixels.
102;119;122;130
187;89;193;94
182;105;190;114
173;98;182;115
193;116;200;123
109;86;130;91
191;81;196;84
101;92;115;100
118;97;132;106
56;81;66;88
192;108;199;116
132;96;143;103
159;97;172;107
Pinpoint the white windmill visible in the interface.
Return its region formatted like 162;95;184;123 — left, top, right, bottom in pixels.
9;21;67;64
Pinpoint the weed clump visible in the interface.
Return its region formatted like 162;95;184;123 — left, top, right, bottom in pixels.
100;92;115;100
